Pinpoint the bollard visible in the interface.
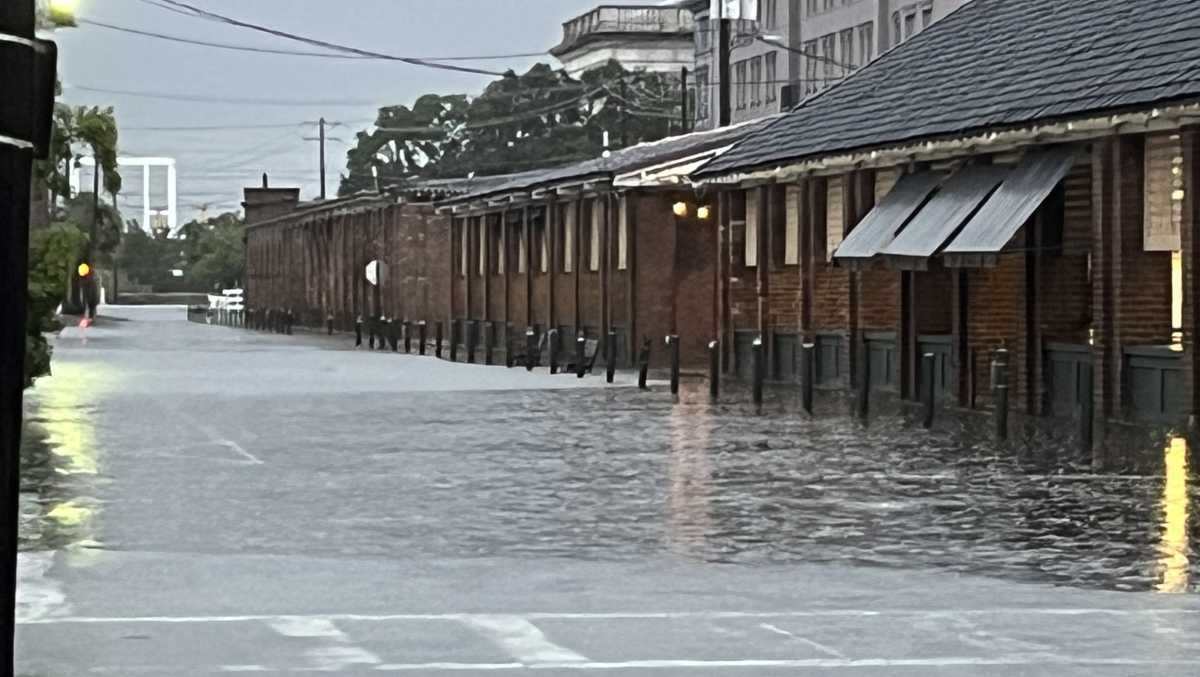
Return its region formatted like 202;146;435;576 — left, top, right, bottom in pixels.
390;318;401;352
606;331;617;384
921;352;936;429
449;322;458;362
419;321;427;356
466;322;477;364
856;340;870;421
264;309;272;334
505;323;516;369
752;336;764;405
708;340;720;399
549;329;560;374
404;320;412;354
1078;365;1094;455
801;342;815;415
327;314;334;336
992;347;1010;441
667;335;680;395
286;310;294;336
436;321;444;359
637;337;651;390
576;333;587;379
485;323;496;366
355;316;363;347
526;328;537;372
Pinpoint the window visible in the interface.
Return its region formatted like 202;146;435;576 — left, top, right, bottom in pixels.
840;29;854;73
745;189;759;268
821;34;836;84
857;23;874;68
765;52;777;103
805;0;817;17
589;200;601;272
750;56;762;106
892;12;901;46
617;196;629;270
904;11;916;40
735;61;747;109
494;218;504;275
804;41;818;93
517;223;527;274
458;220;467;277
538;219;549;273
477;218;485;277
921;2;934;28
1145;132;1184;252
695;66;710;121
696;19;711;52
826;177;844;259
563;204;575;273
784;185;800;265
759;0;777;28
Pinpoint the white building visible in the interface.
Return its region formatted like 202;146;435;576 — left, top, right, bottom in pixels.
550;4;696;77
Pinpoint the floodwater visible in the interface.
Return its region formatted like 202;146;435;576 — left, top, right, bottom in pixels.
17;321;1200;600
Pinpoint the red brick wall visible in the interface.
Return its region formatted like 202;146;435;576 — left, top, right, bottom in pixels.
967;255;1028;407
634;193;676;367
676;210;718;367
914;269;953;334
727;190;758;335
858;268;900;332
552;201;578;335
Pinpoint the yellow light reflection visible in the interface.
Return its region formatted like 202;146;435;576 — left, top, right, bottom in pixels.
1157;436;1190;593
1170;251;1184;349
37;363;99;476
46;501;93;527
665;402;715;557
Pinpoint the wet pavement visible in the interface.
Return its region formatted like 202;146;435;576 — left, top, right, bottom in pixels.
14;306;1200;675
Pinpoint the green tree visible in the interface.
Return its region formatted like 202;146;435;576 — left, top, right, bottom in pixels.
25;221;89;386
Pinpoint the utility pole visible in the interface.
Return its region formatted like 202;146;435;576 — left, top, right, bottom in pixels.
680;66;690;134
1;2;54;671
718;2;732;127
319;117;327;200
618;78;629;148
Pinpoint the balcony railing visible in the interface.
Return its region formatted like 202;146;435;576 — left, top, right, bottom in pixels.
555;5;695;53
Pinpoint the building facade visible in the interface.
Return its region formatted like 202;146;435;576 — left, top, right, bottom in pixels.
551;4;695;77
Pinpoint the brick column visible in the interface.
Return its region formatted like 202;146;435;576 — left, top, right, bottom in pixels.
1091;138;1118;451
718;190;733;372
1182;128;1200;426
759;184;772;368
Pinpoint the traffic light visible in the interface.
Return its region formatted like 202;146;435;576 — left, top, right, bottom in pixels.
77;262;92;279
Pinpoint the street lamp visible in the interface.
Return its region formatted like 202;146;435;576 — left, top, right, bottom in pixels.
697;205;712;220
48;0;79;27
672;201;688;217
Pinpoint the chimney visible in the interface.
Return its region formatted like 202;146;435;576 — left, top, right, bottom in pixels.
242;182;301;226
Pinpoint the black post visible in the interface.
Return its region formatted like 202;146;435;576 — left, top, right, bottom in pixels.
505;323;515;369
752;336;764;405
404;320;412;354
466;322;476;364
921;352;935;429
419;321;427;356
606;330;617;384
856;339;870;421
637;337;651;390
801;342;815;415
549;329;560;374
668;335;680;395
2;5;42;666
575;334;586;379
355;316;363;347
993;347;1010;442
708;340;720;399
485;323;495;366
389;318;400;352
436;321;444;359
327;314;334;336
526;328;537;372
286;310;294;336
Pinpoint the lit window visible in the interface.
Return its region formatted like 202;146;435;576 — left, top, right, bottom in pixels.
745;189;759;268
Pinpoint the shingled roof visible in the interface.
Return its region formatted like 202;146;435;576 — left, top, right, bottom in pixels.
696;0;1200;178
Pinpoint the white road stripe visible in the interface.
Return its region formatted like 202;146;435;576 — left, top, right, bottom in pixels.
266;617;381;671
758;623;847;659
460;615;588;664
367;657;1200;671
20;607;1200;625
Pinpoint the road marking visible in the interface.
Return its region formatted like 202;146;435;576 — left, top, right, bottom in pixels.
758;623;847;659
167;406;264;466
20;607;1200;625
461;615;588;664
267;617;381;671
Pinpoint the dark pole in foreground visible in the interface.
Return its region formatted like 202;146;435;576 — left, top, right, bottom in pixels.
435;321;444;359
355;316;363;347
549;329;560;374
992;347;1009;441
449;322;458;362
921;352;936;429
637;338;651;390
800;342;815;415
418;321;427;356
485;324;495;366
526;328;537;372
466;323;476;364
606;331;617;384
668;335;680;395
404;320;412;354
708;340;720;399
575;334;586;379
505;323;515;369
856;340;870;421
752;336;763;405
2;2;44;667
327;314;334;335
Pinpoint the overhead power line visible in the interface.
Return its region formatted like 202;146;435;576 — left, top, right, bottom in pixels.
65;84;393;107
137;0;506;77
79;18;549;62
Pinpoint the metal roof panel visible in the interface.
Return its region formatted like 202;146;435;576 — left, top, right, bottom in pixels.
880;164;1009;259
833;171;945;261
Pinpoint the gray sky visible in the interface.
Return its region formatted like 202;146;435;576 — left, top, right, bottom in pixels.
52;0;656;223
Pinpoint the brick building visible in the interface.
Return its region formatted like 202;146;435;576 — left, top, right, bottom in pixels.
439;117;777;369
692;0;1200;449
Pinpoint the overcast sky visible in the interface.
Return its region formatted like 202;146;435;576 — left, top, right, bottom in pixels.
51;0;658;224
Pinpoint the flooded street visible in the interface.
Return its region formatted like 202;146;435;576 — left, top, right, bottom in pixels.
14;306;1200;675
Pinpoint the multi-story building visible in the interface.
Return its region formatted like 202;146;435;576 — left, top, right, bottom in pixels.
689;0;970;131
550;4;695;77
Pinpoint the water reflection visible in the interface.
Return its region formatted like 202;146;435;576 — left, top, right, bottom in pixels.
1157;436;1190;593
665;397;714;557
